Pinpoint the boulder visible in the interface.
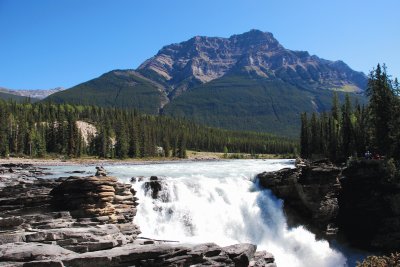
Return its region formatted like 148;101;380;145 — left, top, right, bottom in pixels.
249;251;277;267
143;177;169;202
95;166;107;177
223;243;257;267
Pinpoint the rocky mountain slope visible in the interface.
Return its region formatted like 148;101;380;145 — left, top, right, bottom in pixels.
0;87;64;100
138;29;366;98
45;30;368;136
0;91;32;102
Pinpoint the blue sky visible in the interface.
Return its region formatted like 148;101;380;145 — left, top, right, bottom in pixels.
1;0;399;89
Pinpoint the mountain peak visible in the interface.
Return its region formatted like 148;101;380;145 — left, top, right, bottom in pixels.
231;29;274;40
138;30;366;98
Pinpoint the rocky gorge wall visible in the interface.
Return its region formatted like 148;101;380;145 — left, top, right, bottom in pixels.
0;164;276;267
257;159;400;252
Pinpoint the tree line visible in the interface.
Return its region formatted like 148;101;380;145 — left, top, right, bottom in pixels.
300;64;400;162
0;100;297;159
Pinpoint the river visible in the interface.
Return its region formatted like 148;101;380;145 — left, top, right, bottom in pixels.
42;159;364;267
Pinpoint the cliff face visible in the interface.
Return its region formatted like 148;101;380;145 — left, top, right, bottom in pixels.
257;159;341;236
339;160;400;251
257;159;400;251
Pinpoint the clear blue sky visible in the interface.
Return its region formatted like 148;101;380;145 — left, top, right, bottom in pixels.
1;0;399;89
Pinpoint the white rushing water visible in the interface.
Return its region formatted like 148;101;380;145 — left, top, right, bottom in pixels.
44;159;347;267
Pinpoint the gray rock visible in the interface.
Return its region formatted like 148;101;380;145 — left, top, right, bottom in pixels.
249;251;276;267
0;242;77;261
0;216;24;228
23;260;64;267
95;166;107;177
223;243;257;267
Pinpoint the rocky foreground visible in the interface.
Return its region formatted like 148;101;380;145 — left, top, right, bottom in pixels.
257;158;400;252
0;164;276;267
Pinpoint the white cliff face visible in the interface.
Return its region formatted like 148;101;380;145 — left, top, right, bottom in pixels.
138;30;366;98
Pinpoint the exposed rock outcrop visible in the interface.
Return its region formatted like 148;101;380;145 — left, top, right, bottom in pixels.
0;241;275;267
0;165;141;259
257;159;341;237
50;175;138;223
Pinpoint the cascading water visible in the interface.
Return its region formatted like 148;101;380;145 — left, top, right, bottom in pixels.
114;160;345;267
44;159;350;266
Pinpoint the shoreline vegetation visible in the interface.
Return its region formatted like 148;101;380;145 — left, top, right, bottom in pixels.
0;151;294;166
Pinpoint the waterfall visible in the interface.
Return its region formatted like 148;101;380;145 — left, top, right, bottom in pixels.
121;160;347;267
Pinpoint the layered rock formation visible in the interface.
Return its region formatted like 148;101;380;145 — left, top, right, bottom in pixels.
0;165;141;259
257;159;400;251
0;164;276;266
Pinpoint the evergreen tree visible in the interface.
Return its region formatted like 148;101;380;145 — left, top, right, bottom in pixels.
367;64;394;154
310;113;320;155
115;119;129;159
300;113;310;158
341;94;353;158
178;134;187;158
66;115;77;157
128;119;140;158
172;136;178;157
162;135;171;157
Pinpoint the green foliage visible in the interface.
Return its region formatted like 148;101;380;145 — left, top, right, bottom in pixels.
0;100;297;159
164;74;367;138
367;64;394;154
45;70;165;114
300;64;400;161
0;92;36;103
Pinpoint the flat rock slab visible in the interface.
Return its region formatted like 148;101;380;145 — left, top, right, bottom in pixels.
0;242;77;261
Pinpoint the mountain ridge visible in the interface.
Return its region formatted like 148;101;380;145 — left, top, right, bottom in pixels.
137;29;366;98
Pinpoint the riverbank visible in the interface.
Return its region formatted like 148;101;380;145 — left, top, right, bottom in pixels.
0;151;290;166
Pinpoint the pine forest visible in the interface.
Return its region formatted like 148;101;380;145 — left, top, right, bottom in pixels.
0;100;297;159
300;64;400;162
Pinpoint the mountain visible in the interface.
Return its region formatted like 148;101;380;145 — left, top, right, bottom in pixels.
0;91;32;102
46;70;168;114
138;29;366;98
45;30;368;136
0;87;64;100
